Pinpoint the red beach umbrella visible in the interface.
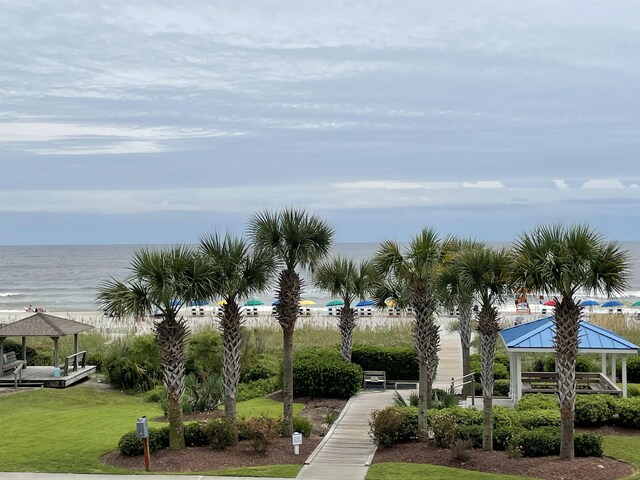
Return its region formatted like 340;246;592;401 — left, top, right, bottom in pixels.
543;300;556;306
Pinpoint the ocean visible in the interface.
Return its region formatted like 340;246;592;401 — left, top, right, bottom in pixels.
0;242;639;312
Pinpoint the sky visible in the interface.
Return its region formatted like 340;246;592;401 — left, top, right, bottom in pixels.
1;0;639;245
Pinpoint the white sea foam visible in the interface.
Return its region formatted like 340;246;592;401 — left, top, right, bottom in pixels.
0;292;22;297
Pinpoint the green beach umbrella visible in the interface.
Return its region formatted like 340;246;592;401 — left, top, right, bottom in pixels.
326;300;345;307
633;301;640;308
244;299;264;306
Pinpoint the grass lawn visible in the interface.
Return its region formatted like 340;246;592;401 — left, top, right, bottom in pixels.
0;384;303;474
366;463;526;480
603;435;640;480
205;464;301;477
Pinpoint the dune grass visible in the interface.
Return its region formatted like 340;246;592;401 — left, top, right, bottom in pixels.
0;384;303;473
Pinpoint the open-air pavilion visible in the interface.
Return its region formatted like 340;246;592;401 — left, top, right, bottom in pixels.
502;316;640;402
0;312;96;388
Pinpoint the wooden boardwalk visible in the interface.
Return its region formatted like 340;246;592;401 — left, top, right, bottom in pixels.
434;317;463;390
297;390;396;480
0;365;96;388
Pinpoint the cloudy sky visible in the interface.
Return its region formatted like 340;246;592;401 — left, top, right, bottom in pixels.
1;1;639;245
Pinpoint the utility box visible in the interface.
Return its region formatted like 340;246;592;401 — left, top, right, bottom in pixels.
136;416;149;439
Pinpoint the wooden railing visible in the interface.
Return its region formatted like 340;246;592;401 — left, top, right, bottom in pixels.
521;371;621;396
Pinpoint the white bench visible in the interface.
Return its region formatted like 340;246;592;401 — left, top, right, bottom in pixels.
363;370;386;390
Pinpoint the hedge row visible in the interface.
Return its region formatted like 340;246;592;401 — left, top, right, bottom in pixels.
118;415;313;455
351;345;418;380
292;348;363;398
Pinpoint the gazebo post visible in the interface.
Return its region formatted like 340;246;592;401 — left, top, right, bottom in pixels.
51;337;60;368
73;333;79;370
0;337;5;373
515;352;522;402
22;336;27;368
622;356;627;398
611;353;617;383
509;351;516;399
601;353;607;376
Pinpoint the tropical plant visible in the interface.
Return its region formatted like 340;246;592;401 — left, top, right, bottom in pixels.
436;238;479;397
249;208;334;436
454;244;513;450
199;233;274;422
512;224;630;460
314;257;377;361
372;228;451;439
97;246;212;450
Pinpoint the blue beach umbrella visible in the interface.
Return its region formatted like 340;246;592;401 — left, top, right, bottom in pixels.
581;300;599;307
191;300;209;306
272;299;280;306
356;300;374;307
602;300;623;308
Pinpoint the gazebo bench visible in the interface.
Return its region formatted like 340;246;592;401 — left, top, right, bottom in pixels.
363;370;386;390
62;351;87;376
1;351;25;373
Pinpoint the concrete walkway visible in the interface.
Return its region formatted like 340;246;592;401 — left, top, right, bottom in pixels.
434;317;463;390
296;390;396;480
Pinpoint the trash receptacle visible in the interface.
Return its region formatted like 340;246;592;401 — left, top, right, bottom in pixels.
53;367;61;378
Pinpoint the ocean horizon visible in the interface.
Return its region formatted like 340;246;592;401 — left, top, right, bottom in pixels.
1;242;639;312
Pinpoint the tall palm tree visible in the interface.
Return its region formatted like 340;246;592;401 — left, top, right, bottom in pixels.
512;224;629;460
372;228;449;438
455;244;513;451
436;238;478;398
249;208;334;436
199;233;274;422
314;257;377;361
97;246;212;450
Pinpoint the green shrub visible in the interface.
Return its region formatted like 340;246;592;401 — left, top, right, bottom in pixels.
575;355;596;373
293;416;313;437
352;345;418;380
103;335;161;391
237;377;280;402
117;427;169;456
616;397;640;428
293;348;362;398
493;379;511;396
184;422;208;447
616;356;640;383
470;355;509;384
203;417;237;450
575;432;603;457
186;331;223;377
2;340;39;364
515;409;560;430
243;364;275;382
369;406;418;447
574;395;617;426
517;427;560;457
493;426;524;451
429;407;482;448
494;354;510;370
144;385;165;403
184;373;223;413
515;394;558;411
457;424;483;448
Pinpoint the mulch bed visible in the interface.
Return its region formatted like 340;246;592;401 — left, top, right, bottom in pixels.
372;441;635;480
580;425;640;437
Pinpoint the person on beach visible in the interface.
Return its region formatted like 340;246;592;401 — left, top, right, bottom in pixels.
25;304;33;312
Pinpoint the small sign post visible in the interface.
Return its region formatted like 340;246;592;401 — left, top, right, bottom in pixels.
136;416;150;471
292;432;303;455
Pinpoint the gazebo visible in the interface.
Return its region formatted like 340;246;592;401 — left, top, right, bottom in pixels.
0;313;95;388
501;316;640;401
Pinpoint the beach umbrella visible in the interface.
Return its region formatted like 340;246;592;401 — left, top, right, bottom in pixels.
326;300;344;307
299;300;316;306
217;300;227;306
272;299;280;306
356;299;374;307
385;298;397;307
633;301;640;308
581;300;599;307
543;300;556;306
244;299;264;306
602;300;623;308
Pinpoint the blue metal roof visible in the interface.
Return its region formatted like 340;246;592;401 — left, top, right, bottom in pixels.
501;316;640;352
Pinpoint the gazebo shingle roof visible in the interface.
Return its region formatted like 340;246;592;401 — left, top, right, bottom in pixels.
0;313;93;337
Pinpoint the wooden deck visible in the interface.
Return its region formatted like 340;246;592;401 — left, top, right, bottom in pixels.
521;371;621;396
0;365;96;388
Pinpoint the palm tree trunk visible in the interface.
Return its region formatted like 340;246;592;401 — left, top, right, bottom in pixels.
458;303;473;397
277;269;301;437
220;301;242;422
338;306;356;362
155;316;189;451
554;299;581;460
479;332;496;451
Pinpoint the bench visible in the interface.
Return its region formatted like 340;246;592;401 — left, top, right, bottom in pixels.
63;351;87;376
1;351;25;373
363;370;386;390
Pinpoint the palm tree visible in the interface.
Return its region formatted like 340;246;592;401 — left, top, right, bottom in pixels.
372;228;449;438
249;208;334;436
512;224;630;460
454;244;513;451
199;233;274;422
97;246;212;450
314;257;377;361
436;238;478;398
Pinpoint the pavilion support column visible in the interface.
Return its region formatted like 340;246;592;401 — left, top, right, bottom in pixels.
0;337;5;373
601;353;607;376
622;356;628;398
509;351;516;399
21;337;27;368
515;352;523;402
51;337;60;368
611;353;617;383
73;334;79;370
